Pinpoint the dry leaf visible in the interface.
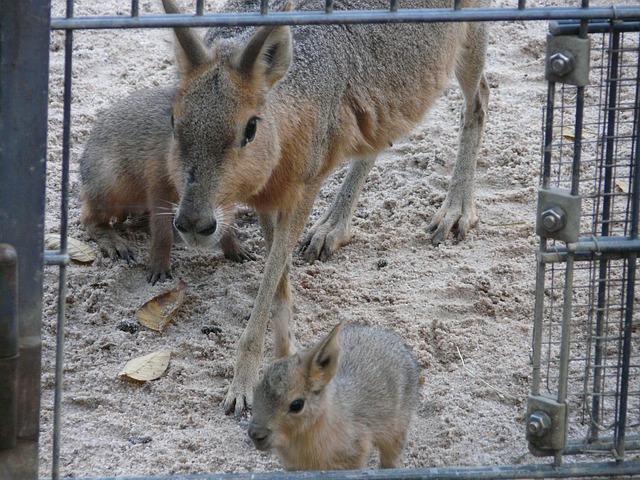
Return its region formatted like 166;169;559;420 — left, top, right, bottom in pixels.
559;126;598;141
615;179;630;194
44;234;97;263
120;350;171;382
136;280;187;332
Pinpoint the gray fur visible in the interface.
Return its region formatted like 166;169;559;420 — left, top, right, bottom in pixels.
249;324;420;470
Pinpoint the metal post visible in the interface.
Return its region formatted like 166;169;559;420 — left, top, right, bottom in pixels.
0;0;51;478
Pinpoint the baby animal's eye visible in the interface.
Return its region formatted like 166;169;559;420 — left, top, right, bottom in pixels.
242;116;259;147
170;113;175;130
288;398;305;413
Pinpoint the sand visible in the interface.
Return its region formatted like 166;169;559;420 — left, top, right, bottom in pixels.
39;0;635;477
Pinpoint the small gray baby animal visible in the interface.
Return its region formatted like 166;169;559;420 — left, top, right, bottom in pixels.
79;87;252;284
248;323;420;470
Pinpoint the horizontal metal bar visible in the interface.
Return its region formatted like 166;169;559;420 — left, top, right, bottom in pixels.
538;237;640;264
43;251;70;266
47;460;640;480
50;6;640;30
549;19;640;35
565;435;640;455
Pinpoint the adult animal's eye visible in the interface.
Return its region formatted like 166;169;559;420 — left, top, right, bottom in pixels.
288;398;305;413
242;116;259;147
170;113;175;130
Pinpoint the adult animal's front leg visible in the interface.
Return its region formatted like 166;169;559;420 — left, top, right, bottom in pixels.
223;188;319;418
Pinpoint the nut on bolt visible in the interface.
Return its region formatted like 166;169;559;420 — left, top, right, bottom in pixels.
541;207;566;232
549;52;575;76
528;411;552;437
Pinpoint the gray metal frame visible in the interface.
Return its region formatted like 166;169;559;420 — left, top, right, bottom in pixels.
2;0;640;479
0;0;51;479
529;15;640;467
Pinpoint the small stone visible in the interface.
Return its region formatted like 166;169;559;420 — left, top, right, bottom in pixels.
201;326;223;335
117;319;140;334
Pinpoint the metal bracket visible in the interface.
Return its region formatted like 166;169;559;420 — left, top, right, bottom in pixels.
536;188;582;243
526;395;568;457
545;33;591;86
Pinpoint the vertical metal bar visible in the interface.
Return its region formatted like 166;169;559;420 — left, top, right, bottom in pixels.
390;0;398;13
534;74;554;397
555;253;576;467
131;0;139;17
0;0;51;478
518;0;526;10
614;37;640;461
196;0;204;16
590;27;621;444
453;0;462;11
531;255;546;396
617;260;638;461
326;0;334;15
0;245;18;450
572;87;585;196
52;2;73;478
571;0;589;196
555;1;589;464
261;0;269;15
543;82;556;190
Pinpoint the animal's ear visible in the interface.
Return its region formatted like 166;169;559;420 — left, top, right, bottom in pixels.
303;323;343;390
163;0;211;75
233;2;293;87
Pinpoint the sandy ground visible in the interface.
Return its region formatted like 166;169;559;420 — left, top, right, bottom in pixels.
38;0;636;477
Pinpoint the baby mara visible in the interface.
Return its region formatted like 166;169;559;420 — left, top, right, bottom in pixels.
79;87;254;284
249;323;420;470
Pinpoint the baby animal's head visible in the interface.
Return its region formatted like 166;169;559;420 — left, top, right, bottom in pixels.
248;324;343;456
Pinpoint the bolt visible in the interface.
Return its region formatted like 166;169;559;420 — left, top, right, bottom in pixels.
549;52;575;76
541;208;566;232
0;244;18;266
528;411;552;437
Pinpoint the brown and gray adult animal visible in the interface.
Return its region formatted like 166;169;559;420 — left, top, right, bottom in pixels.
80;87;253;284
162;0;489;415
249;323;420;470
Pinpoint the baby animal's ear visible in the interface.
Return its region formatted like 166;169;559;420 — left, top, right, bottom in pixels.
304;323;343;390
163;0;211;75
233;3;293;87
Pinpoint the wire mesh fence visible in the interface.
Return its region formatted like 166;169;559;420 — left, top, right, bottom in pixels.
531;18;640;463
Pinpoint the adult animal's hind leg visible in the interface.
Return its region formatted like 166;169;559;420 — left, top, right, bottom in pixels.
300;155;376;263
428;22;489;246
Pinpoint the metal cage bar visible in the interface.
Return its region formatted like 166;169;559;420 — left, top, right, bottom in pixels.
48;6;640;30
